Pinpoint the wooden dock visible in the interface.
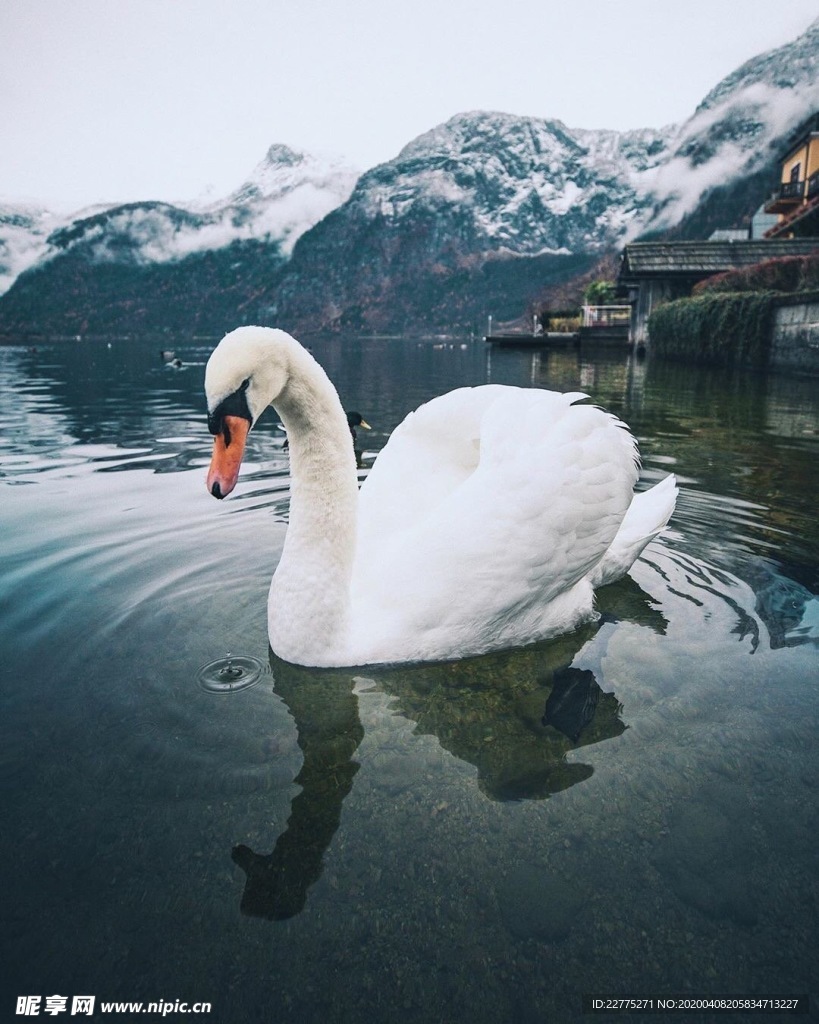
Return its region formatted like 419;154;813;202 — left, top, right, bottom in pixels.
577;325;630;344
484;332;579;347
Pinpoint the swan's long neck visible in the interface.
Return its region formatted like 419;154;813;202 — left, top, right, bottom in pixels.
267;346;359;665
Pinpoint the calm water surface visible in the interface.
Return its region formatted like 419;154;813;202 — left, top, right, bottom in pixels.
1;336;817;1023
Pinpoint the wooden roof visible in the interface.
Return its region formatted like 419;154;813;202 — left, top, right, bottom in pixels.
619;239;819;280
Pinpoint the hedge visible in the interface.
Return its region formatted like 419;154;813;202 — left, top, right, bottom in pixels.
648;291;777;367
692;254;819;296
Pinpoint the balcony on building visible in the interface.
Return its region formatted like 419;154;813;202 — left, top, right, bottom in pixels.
765;179;806;215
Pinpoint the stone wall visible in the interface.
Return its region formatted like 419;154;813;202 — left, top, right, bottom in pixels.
770;294;819;374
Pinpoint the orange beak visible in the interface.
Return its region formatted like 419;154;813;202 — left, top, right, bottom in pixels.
207;415;250;499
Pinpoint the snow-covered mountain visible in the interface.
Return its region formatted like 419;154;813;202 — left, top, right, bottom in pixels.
262;113;676;331
351;113;674;256
218;144;360;253
0;145;358;295
0;18;817;334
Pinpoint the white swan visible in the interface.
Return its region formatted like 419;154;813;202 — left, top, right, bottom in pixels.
205;326;677;668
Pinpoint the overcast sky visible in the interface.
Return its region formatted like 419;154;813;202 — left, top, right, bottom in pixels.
1;0;817;211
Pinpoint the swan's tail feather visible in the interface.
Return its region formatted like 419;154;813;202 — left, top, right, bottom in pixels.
589;474;678;588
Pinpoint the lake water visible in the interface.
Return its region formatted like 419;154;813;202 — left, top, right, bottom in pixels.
1;335;817;1023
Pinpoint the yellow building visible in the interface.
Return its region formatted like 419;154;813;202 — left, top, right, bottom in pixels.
765;114;819;238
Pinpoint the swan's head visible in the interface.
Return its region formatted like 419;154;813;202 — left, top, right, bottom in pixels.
204;327;292;499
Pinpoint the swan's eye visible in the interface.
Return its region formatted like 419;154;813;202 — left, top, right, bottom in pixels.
207;380;253;436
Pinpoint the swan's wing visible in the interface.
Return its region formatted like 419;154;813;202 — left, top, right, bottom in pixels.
353;386;638;642
589;474;678;587
357;385;516;542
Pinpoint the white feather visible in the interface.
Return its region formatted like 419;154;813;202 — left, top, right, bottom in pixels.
204;327;677;667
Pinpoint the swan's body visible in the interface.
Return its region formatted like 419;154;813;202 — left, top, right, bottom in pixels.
205;327;677;667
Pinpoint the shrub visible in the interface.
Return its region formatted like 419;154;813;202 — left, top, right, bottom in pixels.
692;255;819;296
648;291;777;367
583;279;617;304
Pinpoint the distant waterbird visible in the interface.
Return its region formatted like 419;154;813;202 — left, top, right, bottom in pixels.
282;409;370;458
159;349;183;368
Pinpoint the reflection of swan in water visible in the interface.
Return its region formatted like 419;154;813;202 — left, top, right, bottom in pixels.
204;327;677;667
231;574;667;920
232;669;363;921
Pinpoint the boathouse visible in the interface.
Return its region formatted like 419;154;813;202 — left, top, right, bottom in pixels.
617;239;819;344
